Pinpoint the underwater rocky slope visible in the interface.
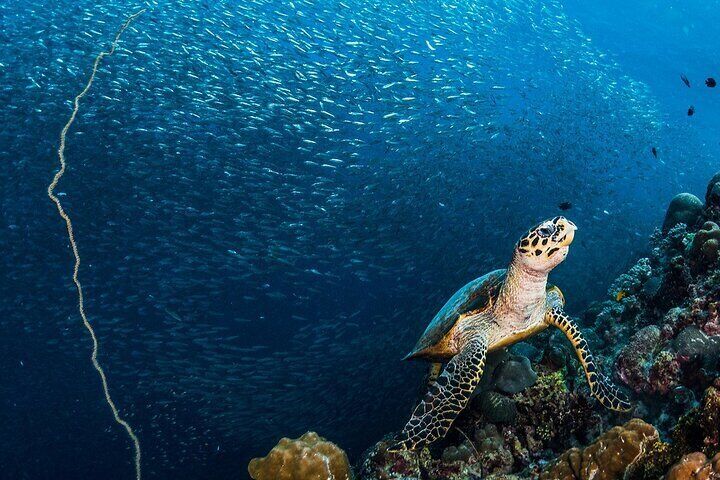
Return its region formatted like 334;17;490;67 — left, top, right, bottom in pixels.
249;171;720;480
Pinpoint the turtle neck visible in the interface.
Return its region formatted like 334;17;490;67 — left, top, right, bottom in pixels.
495;254;549;318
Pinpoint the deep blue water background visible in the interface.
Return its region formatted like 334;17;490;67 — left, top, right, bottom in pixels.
1;0;720;478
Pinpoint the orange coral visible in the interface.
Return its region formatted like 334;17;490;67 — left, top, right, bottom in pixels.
666;452;720;480
539;419;659;480
248;431;352;480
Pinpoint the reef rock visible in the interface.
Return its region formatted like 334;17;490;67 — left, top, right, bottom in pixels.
665;452;720;480
539;419;659;480
664;193;705;233
493;355;538;394
248;431;352;480
674;325;720;363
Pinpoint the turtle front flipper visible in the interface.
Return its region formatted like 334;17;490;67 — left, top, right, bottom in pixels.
389;333;488;452
545;307;632;412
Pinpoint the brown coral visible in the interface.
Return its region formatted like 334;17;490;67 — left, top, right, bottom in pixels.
539;419;659;480
249;431;352;480
666;452;720;480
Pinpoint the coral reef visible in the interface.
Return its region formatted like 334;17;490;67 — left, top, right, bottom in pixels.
538;419;659;480
516;383;720;480
663;193;704;233
633;384;720;478
358;368;601;479
249;432;352;480
358;436;484;480
583;179;720;415
473;352;537;425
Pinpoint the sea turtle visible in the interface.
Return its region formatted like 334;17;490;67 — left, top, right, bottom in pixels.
390;216;631;452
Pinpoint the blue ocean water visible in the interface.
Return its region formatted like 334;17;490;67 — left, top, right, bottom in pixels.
2;0;719;478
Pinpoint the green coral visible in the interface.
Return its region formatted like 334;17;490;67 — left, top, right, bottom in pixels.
525;371;570;442
513;369;585;447
542;369;569;393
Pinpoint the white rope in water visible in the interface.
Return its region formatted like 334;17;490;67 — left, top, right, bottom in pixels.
47;9;146;480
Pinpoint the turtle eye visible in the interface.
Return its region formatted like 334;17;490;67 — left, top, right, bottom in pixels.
537;224;555;238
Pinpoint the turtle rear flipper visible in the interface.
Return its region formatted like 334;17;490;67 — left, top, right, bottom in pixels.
388;333;487;452
545;307;632;412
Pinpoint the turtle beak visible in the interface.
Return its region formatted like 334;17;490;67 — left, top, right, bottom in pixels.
558;219;576;247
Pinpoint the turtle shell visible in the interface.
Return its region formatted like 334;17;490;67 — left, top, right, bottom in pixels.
404;269;506;361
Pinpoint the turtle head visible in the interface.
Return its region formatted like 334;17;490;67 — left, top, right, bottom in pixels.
514;217;576;273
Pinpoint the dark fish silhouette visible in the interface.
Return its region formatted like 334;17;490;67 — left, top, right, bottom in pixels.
706;77;716;88
558;201;572;211
688;105;695;116
681;74;691;87
651;147;658;158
